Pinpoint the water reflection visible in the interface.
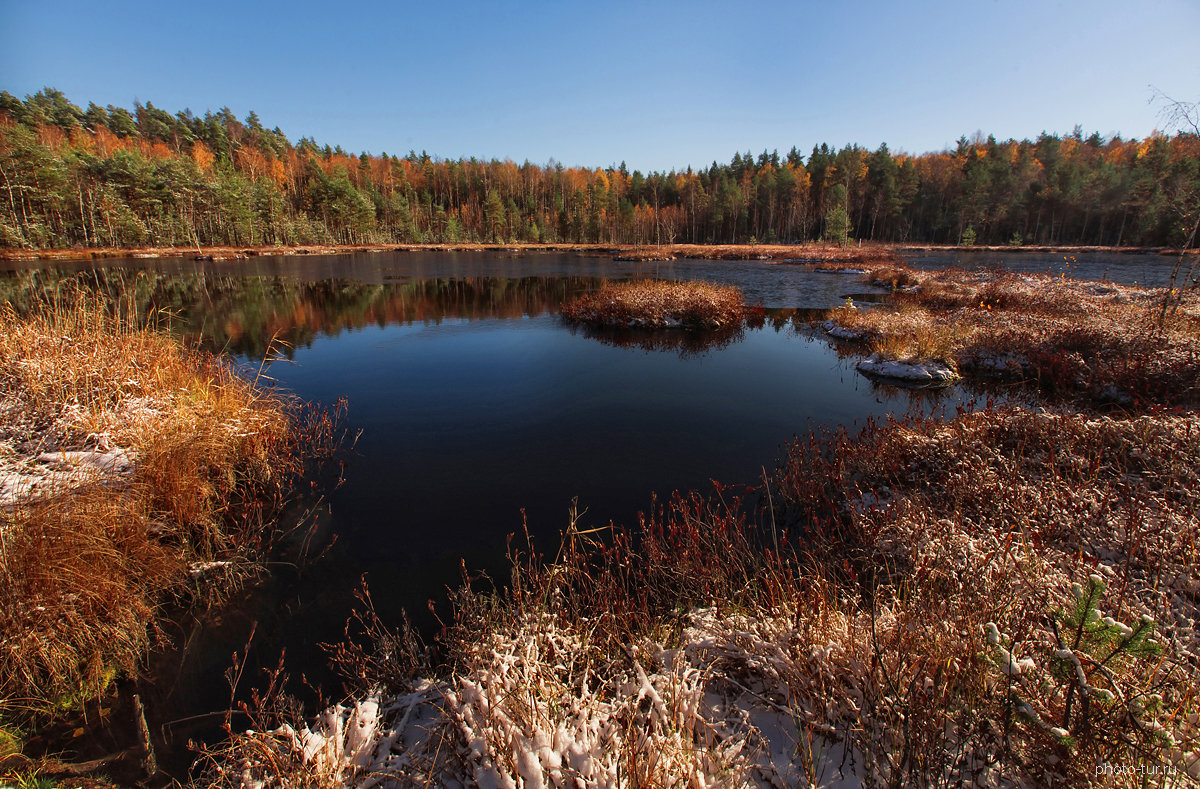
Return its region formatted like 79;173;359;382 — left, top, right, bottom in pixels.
0;269;605;358
571;323;747;356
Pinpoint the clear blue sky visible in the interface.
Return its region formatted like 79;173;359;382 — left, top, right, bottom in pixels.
2;0;1198;172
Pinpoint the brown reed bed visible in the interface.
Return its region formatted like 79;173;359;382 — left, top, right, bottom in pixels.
205;420;1200;781
207;402;1200;787
774;405;1200;786
0;289;320;740
614;242;899;263
0;241;902;265
561;278;747;329
822;263;1200;408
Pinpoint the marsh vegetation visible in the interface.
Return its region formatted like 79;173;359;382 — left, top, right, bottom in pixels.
0;288;338;781
1;250;1197;787
197;256;1199;788
822;262;1200;407
561;279;747;329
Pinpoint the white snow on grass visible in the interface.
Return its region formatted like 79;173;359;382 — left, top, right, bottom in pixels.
224;611;874;788
960;351;1029;376
821;320;866;342
0;446;137;507
855;353;958;384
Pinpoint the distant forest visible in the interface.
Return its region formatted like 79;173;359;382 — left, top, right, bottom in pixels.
1;88;1198;249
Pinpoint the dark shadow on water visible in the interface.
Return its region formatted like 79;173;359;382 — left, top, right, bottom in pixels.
569;322;747;356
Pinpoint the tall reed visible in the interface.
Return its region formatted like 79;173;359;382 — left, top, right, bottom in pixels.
0;285;308;719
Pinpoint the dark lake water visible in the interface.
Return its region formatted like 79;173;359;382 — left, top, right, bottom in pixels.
0;248;1179;765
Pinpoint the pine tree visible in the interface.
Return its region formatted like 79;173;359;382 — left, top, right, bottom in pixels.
824;184;850;247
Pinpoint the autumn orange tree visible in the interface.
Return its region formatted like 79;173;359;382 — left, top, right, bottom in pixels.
1;88;1198;250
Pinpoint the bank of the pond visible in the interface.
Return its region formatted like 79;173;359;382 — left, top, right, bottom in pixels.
898;244;1199;256
0;292;324;784
209;407;1200;789
819;261;1200;408
209;262;1200;788
4;241;1196;268
0;241;899;265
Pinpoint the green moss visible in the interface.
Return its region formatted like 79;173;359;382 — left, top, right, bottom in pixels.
50;662;118;717
0;720;22;758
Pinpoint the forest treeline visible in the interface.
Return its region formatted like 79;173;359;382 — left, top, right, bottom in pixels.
1;88;1198;250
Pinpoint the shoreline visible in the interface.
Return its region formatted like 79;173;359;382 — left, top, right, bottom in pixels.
0;291;329;784
3;241;1193;265
0;241;892;264
898;243;1199;256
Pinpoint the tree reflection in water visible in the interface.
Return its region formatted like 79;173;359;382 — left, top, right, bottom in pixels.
569;323;746;357
0;269;606;358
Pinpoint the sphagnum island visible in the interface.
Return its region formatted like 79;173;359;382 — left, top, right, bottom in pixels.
0;86;1197;789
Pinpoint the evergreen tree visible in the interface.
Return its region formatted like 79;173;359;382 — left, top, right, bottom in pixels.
824;184;850;246
0;88;1197;251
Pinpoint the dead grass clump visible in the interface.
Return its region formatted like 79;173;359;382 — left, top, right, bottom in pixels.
561;279;747;329
775;406;1200;784
825;266;1200;407
830;299;965;365
0;289;305;719
0;489;175;716
443;614;755;787
864;263;923;289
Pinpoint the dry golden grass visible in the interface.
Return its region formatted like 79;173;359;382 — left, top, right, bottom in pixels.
775;406;1200;785
561;279;747;329
0;241;902;265
825;265;1200;407
213;407;1200;786
0;290;303;719
834;299;965;363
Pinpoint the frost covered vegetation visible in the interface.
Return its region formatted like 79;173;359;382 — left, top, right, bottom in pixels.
207;412;1200;787
0;288;321;729
204;262;1200;788
560;279;747;329
823;263;1200;405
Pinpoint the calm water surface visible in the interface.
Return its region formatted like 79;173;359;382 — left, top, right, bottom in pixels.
0;249;1178;759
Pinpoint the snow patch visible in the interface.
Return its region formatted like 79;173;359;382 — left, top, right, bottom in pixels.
856;354;958;384
961;351;1029;376
822;319;866;341
1;446;137;507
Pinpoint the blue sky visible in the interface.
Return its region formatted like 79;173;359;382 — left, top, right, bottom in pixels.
2;0;1198;172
